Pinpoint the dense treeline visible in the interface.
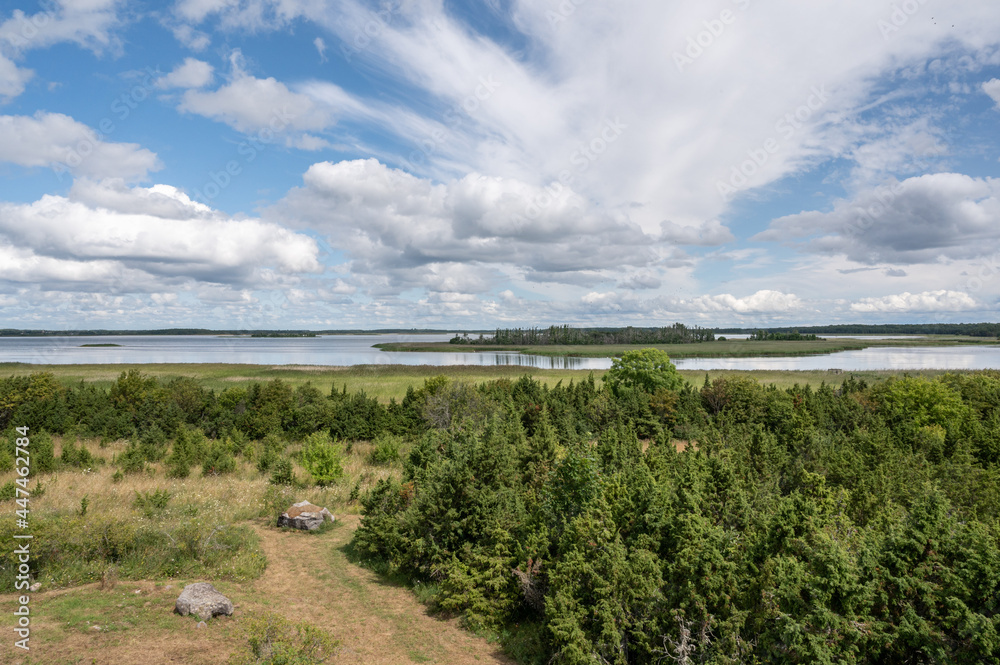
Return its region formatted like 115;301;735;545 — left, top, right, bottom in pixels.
352;353;1000;664
0;370;425;446
471;324;715;346
748;330;819;341
717;322;1000;337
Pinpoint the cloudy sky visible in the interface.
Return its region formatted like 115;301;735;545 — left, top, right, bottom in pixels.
1;0;999;330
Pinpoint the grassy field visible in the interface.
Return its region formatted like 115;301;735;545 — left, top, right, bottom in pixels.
376;335;999;358
0;435;512;664
0;361;983;401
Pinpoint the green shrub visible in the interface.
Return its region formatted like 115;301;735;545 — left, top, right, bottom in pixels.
30;430;56;473
228;610;339;665
133;489;171;517
138;424;169;462
0;480;15;501
202;440;237;476
0;438;12;471
367;433;402;466
117;443;147;475
269;458;296;486
165;429;199;479
256;447;277;474
299;432;343;486
60;439;96;468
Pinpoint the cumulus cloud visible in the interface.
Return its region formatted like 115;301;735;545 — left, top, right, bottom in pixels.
177;51;333;134
850;290;979;313
985;79;1000;109
0;112;161;180
0;53;31;101
0;179;321;290
267;158;666;296
754;173;1000;264
681;290;803;314
157;57;214;89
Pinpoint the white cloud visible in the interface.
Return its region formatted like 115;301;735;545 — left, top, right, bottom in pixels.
170;23;211;50
0;179;321;290
0;1;124;56
850;290;979;313
985;78;1000;109
172;0;316;32
178;53;333;133
275;0;1000;233
0;112;161;180
268;158;665;296
682;290;803;314
0;53;32;101
755;173;1000;264
157;57;214;89
313;36;326;62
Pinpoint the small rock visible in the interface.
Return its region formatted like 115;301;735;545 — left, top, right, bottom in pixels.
196;621;208;629
90;625;101;632
277;500;335;531
28;583;40;592
133;589;142;595
174;583;234;621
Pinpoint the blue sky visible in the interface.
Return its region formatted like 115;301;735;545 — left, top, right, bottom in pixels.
1;0;999;330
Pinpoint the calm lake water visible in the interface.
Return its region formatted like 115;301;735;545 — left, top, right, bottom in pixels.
0;335;997;371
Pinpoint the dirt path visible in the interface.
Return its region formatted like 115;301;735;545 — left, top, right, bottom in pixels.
247;515;513;664
5;517;513;665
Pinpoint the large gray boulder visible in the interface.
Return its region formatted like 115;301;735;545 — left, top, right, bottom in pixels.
277;501;335;531
174;582;233;621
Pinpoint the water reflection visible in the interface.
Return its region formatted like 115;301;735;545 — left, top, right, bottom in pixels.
0;335;997;371
674;345;1000;371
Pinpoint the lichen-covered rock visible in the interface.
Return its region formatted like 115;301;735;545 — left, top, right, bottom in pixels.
174;583;233;621
277;501;335;531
